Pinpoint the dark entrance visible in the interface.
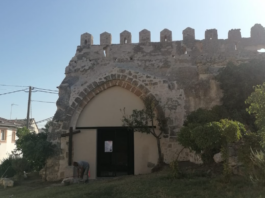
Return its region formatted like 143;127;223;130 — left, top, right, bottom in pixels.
97;127;134;177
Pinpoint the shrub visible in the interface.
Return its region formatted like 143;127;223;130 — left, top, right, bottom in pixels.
11;157;30;176
249;149;265;185
14;131;56;171
0;156;16;178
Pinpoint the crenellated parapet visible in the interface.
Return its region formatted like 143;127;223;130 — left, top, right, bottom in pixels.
79;24;265;47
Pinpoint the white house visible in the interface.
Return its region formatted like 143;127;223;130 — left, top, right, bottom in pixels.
0;117;39;162
0;117;18;162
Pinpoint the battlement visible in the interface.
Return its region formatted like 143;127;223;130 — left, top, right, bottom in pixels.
80;24;265;46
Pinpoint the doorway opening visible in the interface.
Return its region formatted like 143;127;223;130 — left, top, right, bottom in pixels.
97;127;134;177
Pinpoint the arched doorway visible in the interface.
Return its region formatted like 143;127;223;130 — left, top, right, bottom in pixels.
73;86;158;179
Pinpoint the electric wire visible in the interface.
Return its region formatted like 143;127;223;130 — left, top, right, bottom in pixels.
0;89;27;96
35;90;58;94
33;87;58;92
0;84;28;88
35;117;53;124
31;100;56;104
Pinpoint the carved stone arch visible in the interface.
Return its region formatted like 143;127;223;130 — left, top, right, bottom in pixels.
64;76;162;130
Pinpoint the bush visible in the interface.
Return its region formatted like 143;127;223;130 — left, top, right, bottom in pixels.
11;157;30;176
0;156;16;178
249;149;265;185
14;131;56;171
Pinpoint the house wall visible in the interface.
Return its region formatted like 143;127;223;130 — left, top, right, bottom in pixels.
0;128;17;162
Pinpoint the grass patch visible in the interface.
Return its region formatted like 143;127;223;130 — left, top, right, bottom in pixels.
1;167;265;198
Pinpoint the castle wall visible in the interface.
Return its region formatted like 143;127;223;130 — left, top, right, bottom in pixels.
45;24;265;181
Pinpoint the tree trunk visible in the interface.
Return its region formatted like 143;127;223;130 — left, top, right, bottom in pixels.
156;137;163;165
151;137;164;172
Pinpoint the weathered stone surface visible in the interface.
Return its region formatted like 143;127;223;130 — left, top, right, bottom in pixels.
120;30;132;44
81;33;93;46
46;24;265;181
160;28;172;42
213;152;223;163
139;29;150;43
0;178;14;188
100;32;112;45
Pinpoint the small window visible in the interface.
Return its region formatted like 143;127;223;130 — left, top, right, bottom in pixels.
124;38;127;44
164;36;167;42
1;130;6;141
84;40;87;45
103;50;107;57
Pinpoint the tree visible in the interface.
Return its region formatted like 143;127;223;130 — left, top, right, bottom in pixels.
14;128;55;171
122;96;167;166
41;121;52;133
216;59;265;129
246;83;265;135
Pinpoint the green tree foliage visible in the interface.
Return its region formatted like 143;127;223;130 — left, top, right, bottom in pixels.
178;119;244;162
122;97;167;165
216;59;265;128
14;130;55;171
178;119;244;179
16;126;30;139
246;82;265;135
183;106;229;126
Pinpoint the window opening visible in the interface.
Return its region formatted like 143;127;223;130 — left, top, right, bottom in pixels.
84;40;87;45
164;36;167;42
235;43;237;50
103;50;107;57
12;131;15;142
124;38;127;44
1;130;5;140
258;48;265;53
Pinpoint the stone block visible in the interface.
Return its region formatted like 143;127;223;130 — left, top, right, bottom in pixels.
205;29;218;40
160;29;172;42
228;29;241;41
183;27;195;40
213;152;223;163
100;32;112;45
80;33;93;46
120;30;132;44
139;29;151;43
251;24;265;41
0;178;14;188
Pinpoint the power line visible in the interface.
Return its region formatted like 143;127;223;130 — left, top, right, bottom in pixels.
0;89;27;96
35;117;53;124
0;84;28;88
35;90;58;94
33;87;58;92
32;100;56;104
0;84;58;92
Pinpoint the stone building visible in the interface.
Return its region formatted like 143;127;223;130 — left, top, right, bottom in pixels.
45;24;265;181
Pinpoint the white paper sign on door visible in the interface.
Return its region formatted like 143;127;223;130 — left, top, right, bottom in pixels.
104;141;113;152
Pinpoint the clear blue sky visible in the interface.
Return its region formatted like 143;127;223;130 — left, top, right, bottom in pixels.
0;0;264;129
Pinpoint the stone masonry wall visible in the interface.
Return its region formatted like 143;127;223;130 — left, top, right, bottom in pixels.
45;24;265;181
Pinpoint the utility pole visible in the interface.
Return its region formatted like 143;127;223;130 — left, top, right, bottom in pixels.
26;86;32;129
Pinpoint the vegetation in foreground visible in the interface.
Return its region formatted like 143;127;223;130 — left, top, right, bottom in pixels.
1;166;265;198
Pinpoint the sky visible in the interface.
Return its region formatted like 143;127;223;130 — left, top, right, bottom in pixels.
0;0;264;129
